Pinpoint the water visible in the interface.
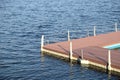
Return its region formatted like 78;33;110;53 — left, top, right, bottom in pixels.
0;0;120;79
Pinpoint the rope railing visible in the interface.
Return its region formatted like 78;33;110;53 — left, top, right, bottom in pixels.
41;22;119;46
43;32;68;45
44;32;67;38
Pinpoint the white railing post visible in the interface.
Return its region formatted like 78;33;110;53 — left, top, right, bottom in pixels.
70;41;73;61
108;50;111;70
115;23;118;32
68;30;70;41
81;49;84;59
87;29;89;37
94;26;96;36
41;35;44;51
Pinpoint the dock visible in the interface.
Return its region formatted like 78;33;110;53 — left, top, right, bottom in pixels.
41;31;120;76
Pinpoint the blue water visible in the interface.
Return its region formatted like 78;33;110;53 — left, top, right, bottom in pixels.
0;0;120;79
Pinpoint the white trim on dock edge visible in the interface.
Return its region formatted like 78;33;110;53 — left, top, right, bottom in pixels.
42;48;120;76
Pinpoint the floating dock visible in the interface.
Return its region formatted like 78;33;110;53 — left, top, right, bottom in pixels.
41;31;120;76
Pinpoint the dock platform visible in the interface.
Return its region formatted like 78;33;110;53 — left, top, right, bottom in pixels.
41;31;120;76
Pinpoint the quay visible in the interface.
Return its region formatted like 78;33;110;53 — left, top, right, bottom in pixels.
41;31;120;76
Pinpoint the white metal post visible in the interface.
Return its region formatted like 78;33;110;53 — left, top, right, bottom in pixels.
94;26;96;36
87;29;89;37
81;49;84;59
108;50;111;70
70;41;73;60
68;30;70;41
41;35;44;51
115;23;118;32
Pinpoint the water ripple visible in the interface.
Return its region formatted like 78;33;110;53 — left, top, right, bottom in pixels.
0;0;120;80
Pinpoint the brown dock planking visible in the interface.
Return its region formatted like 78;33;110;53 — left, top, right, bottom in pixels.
42;31;120;75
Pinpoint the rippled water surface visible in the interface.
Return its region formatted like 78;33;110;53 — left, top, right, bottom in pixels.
0;0;120;80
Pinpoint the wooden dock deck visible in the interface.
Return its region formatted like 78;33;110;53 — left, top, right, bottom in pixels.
41;31;120;76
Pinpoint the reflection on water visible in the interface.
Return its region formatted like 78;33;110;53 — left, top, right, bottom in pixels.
69;63;74;80
40;52;45;63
